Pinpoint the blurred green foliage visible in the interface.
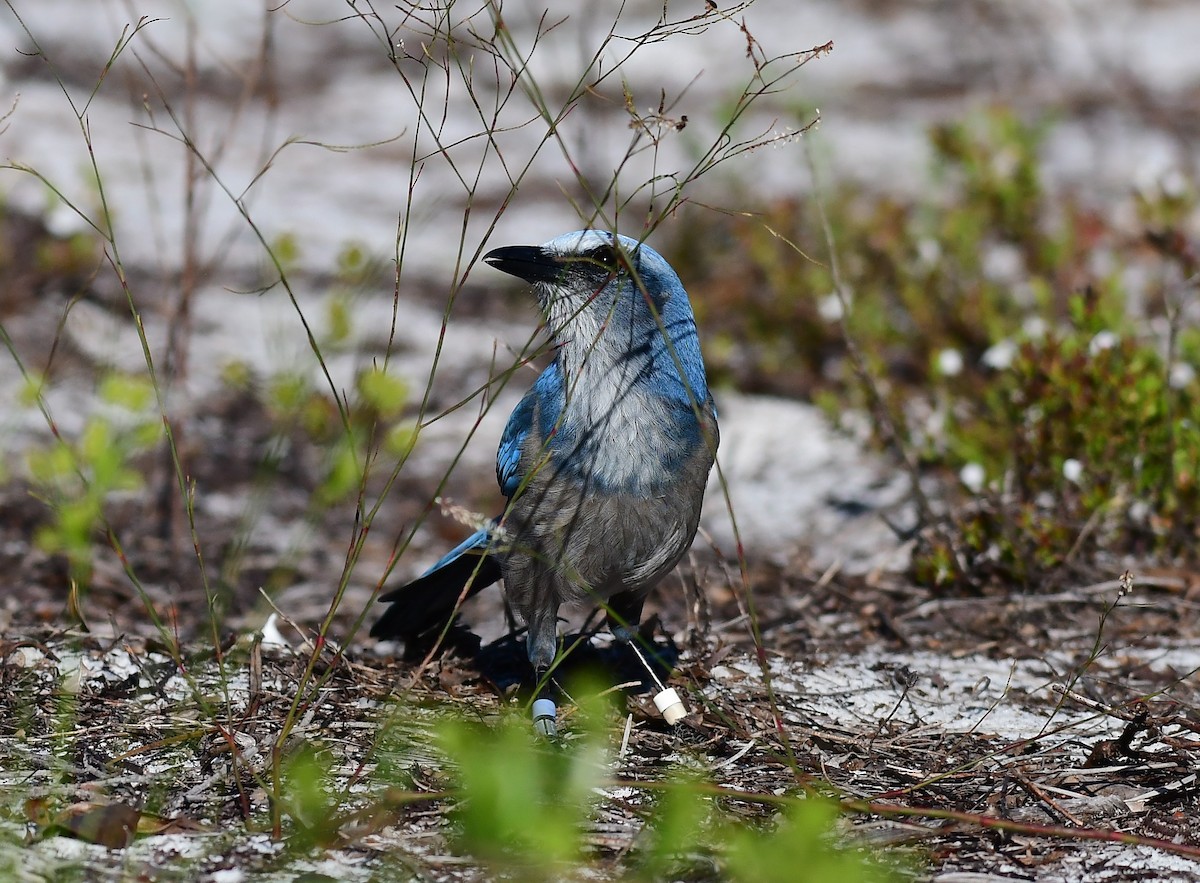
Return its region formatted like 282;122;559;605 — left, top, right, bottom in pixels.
248;239;416;507
25;371;163;592
411;682;902;881
678;107;1199;588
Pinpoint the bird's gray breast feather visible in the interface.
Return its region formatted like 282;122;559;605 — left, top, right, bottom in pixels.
501;399;716;607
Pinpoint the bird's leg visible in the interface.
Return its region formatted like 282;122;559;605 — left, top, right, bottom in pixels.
526;603;560;737
604;590;646;645
606;590;664;685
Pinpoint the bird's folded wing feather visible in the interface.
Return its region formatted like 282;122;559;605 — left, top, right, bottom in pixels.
496;362;563;499
496;391;535;500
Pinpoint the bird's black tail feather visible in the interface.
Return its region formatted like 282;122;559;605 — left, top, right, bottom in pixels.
370;549;502;642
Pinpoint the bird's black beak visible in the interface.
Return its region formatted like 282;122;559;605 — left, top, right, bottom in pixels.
482;245;562;284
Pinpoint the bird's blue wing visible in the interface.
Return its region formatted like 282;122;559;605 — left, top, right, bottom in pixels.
496;362;564;499
496;391;535;500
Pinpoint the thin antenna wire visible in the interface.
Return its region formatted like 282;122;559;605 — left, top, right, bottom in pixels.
628;639;667;692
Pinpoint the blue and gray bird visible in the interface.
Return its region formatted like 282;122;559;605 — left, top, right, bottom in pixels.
371;230;718;722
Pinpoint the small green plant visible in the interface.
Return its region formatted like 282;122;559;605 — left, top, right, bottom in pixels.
433;691;609;880
630;773;718;879
278;742;340;849
258;362;416;507
725;798;897;883
245;236;414;508
419;682;902;881
675;106;1199;588
24;371;163;596
923;300;1200;586
630;777;900;881
680;108;1063;400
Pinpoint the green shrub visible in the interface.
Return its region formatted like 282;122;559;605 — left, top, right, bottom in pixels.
674;107;1198;587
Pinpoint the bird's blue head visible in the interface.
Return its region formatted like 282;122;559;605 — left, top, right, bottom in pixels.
483;230;710;404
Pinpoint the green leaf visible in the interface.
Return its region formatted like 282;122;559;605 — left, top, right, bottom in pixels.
725;799;897;883
356;367;408;418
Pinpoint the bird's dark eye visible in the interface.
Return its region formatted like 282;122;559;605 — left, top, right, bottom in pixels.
586;244;624;272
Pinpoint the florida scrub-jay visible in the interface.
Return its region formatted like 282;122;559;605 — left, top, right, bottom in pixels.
371;230;719;716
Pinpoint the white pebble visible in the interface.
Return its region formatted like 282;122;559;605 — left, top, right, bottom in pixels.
936;348;964;377
959;463;986;494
